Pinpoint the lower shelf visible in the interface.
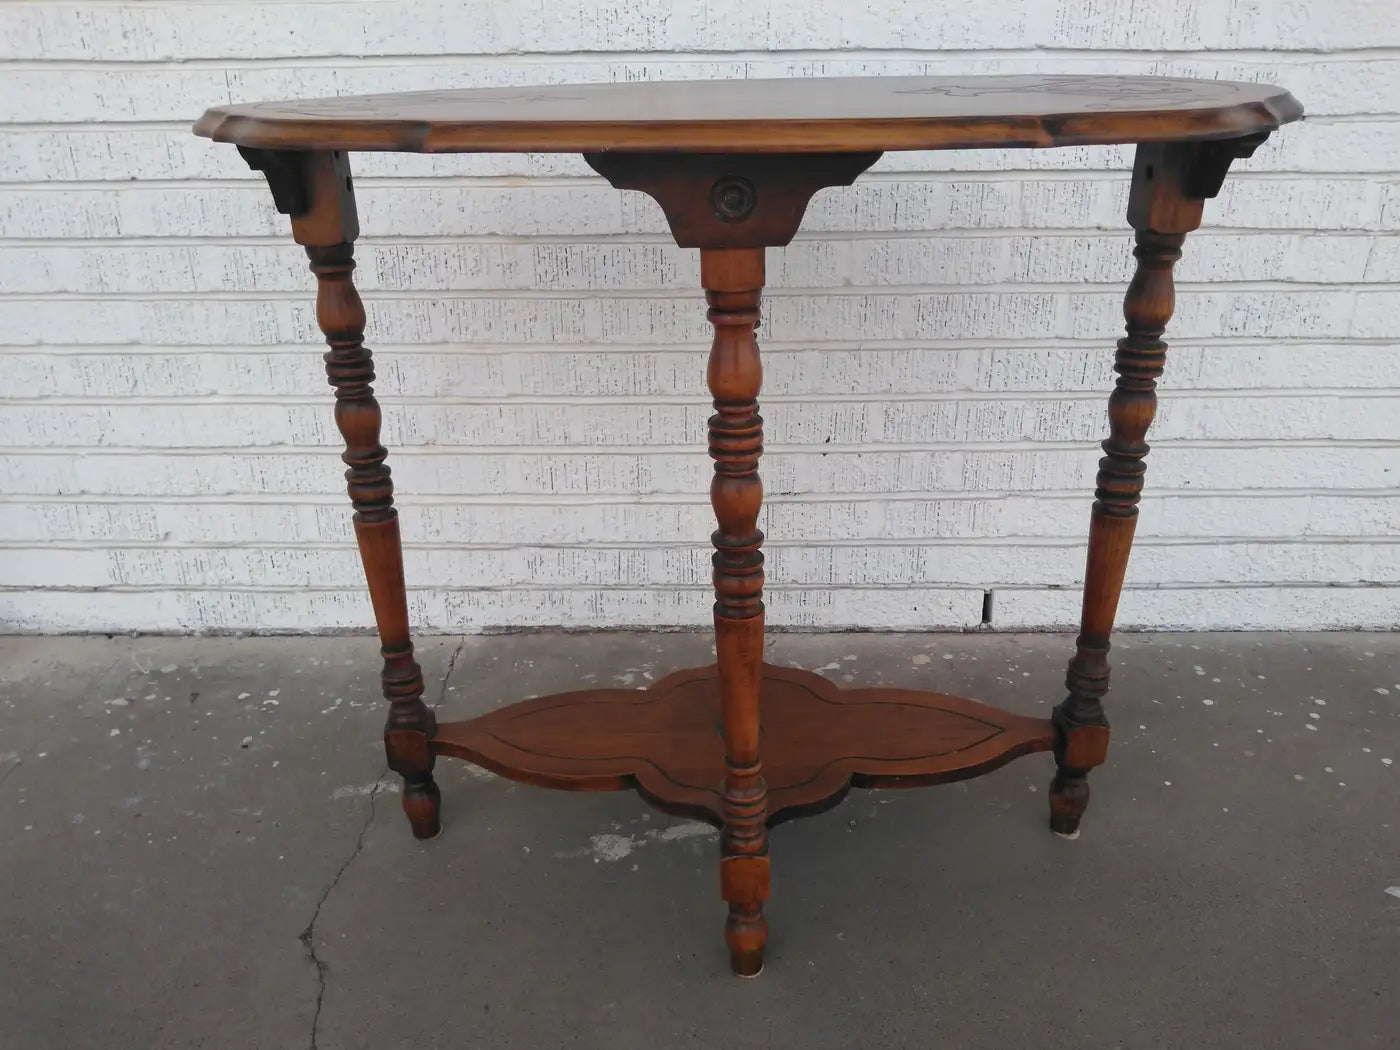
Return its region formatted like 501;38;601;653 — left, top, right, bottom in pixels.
431;663;1054;826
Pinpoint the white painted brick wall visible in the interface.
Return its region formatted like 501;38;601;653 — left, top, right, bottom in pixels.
0;2;1396;633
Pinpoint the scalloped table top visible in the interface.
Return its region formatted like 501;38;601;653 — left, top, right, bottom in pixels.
194;74;1302;154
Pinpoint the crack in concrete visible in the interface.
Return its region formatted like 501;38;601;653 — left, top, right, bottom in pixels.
297;637;464;1047
299;774;385;1050
0;759;21;790
433;635;468;710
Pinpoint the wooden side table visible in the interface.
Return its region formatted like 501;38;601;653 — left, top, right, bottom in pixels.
194;75;1302;976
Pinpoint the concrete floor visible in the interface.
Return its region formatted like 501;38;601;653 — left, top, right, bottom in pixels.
0;630;1395;1050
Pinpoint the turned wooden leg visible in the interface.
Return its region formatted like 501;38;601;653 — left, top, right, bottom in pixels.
1051;138;1265;836
582;152;881;975
1050;221;1178;835
703;247;770;976
308;241;440;839
240;147;440;839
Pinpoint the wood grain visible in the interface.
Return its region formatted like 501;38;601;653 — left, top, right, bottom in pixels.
194;74;1301;153
309;237;441;840
289;154;440;839
430;663;1055;826
1050;138;1244;837
583;152;879;247
204;76;1307;974
702;246;770;974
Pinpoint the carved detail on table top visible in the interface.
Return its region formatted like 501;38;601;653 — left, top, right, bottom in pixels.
431;663;1054;826
274;89;585;116
893;74;1214;109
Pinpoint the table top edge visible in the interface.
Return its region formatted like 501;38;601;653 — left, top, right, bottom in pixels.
193;91;1303;154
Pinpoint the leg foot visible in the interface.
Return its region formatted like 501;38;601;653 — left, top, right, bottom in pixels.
387;724;439;839
721;844;769;978
1048;769;1089;838
402;772;442;840
726;906;767;977
1048;703;1109;838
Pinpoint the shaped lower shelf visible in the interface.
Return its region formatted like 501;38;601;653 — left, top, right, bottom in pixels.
431;662;1054;826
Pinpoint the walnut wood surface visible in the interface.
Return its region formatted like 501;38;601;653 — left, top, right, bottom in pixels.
431;664;1054;826
194;74;1300;153
585;152;880;248
214;78;1302;973
310;247;441;839
1050;139;1231;837
702;247;770;974
290;156;441;839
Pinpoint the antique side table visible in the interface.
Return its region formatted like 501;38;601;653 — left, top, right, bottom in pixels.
194;75;1302;976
